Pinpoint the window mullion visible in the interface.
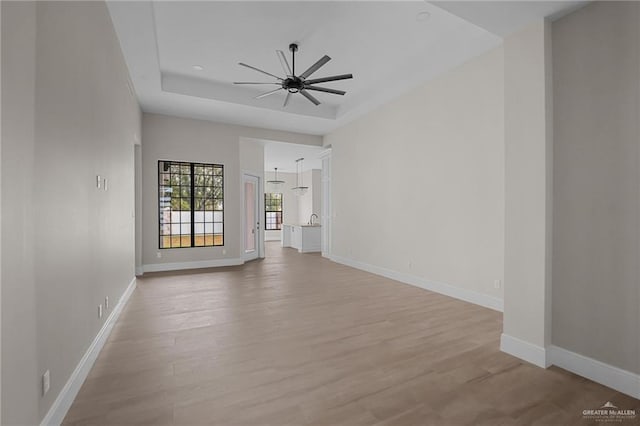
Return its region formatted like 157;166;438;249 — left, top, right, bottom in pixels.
190;163;195;247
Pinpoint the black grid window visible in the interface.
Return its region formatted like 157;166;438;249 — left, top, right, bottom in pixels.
159;160;224;248
265;193;283;231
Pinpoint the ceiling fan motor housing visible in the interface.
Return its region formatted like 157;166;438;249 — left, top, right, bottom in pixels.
283;76;304;93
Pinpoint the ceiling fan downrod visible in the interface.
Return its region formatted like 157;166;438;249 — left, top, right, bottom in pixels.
285;43;302;93
289;43;298;76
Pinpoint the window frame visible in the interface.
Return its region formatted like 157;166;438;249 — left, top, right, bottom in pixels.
264;192;283;231
158;160;225;249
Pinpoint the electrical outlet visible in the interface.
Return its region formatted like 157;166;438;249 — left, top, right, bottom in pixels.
98;304;103;319
103;178;108;191
494;279;502;289
42;370;50;396
96;175;101;189
222;249;226;255
156;252;162;258
105;296;109;310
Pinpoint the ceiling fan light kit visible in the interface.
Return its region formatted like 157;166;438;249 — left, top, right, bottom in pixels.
234;43;353;107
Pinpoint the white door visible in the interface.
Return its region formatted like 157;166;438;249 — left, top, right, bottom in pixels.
243;174;260;261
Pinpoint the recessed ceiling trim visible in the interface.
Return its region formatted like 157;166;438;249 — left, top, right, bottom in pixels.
107;1;586;135
162;72;338;119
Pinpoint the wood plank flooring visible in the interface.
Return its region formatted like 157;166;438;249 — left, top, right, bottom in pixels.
63;243;639;425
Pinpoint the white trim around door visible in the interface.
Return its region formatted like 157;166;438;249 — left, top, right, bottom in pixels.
242;173;261;261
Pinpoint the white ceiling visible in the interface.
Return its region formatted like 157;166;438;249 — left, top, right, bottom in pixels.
107;1;585;136
432;1;586;37
264;142;325;173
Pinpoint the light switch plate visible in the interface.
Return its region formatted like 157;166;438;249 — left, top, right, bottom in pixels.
43;370;50;396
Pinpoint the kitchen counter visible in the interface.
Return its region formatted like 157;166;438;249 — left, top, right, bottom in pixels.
282;224;321;253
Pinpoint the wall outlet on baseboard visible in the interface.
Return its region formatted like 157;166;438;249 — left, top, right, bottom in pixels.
105;296;109;310
98;304;103;319
42;370;50;396
494;279;502;289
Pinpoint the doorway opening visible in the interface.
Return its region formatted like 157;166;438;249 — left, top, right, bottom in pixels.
263;142;326;254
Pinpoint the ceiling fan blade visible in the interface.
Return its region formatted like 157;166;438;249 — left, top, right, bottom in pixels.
283;92;291;108
233;82;280;85
304;86;346;96
238;62;283;81
277;50;292;76
299;55;331;79
300;89;321;106
305;73;353;85
255;88;283;99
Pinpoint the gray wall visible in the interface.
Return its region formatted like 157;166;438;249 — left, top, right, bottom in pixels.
552;1;640;374
324;46;505;301
141;113;320;268
0;2;3;421
1;1;141;423
502;19;553;354
297;169;321;226
1;2;38;424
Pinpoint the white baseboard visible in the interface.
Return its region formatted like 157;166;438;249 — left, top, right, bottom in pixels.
548;345;640;399
135;266;143;276
40;277;137;426
142;258;243;273
299;247;321;253
329;254;503;312
315;255;639;398
500;333;550;368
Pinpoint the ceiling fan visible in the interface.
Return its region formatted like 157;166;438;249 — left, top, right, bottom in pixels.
234;43;353;107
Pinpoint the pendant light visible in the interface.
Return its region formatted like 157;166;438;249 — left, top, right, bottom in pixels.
292;158;309;196
267;167;285;188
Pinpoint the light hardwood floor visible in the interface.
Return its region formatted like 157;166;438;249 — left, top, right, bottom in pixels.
64;243;639;425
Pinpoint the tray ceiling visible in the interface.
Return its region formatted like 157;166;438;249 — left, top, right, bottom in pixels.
107;1;585;135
